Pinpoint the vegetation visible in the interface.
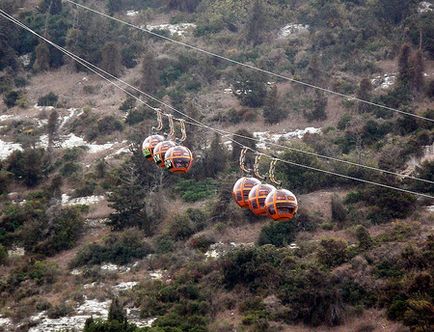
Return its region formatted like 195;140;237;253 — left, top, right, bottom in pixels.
0;0;432;330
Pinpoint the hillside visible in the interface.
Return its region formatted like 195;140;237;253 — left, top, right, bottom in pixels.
0;1;433;332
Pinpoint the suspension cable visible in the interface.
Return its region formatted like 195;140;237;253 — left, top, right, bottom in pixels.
64;0;434;123
2;10;433;199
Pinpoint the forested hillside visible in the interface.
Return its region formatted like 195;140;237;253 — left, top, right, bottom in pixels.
0;0;433;331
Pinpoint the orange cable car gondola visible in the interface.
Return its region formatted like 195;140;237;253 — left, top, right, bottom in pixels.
142;135;165;161
164;145;193;174
232;177;262;208
248;183;276;216
153;140;176;168
264;189;298;221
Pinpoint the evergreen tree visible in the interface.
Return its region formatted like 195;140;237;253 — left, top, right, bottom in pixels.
355;225;373;250
204;133;227;178
108;297;127;323
357;78;373;113
245;0;266;46
100;42;122;77
47;110;59;149
107;161;151;235
263;86;284;124
140;50;160;94
33;42;50;72
231;129;256;166
410;49;424;93
398;44;412;88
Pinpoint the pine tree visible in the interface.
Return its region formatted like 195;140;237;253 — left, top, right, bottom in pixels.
100;42;122;77
107;161;151;235
108;297;126;323
398;44;412;88
231;129;256;166
245;0;266;46
357;78;373;113
33;42;50;72
204;133;227;178
410;49;424;93
140;50;160;94
47;110;59;149
263;86;283;124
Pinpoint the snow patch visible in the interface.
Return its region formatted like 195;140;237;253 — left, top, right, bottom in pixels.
149;270;164;280
253;128;322;149
34;104;55;112
0;114;14;122
418;1;433;13
0;140;23;160
126;10;139;16
19;53;31;67
7;246;25;257
61;194;104;206
205;242;254;259
145;23;196;36
371;73;397;90
38;133;115;153
113;281;139;292
279;24;310;38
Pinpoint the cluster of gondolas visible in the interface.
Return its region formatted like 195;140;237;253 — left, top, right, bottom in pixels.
232;149;298;221
142;113;193;174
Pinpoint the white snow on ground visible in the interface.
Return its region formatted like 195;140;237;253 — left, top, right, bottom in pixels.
59;108;82;131
144;23;196;36
253;127;322;149
61;194;105;206
126;10;139;16
113;281;139;292
0;140;23;160
279;24;310;38
205;242;254;259
38;133;115;153
28;297;156;332
0;317;12;329
371;73;397;90
18;53;31;67
34;104;55;112
7;246;25;257
149;270;164;280
418;1;433;13
427;206;434;213
0;115;14;122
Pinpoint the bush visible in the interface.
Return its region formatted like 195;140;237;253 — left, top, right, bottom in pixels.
3;90;20;108
8;260;58;288
6;149;46;187
331;195;347;224
174;179;217;202
97;115;123;135
355;225;373;250
0;244;7;265
167;215;196;241
37;92;58;106
71;230;153;267
257;222;298;247
318;238;348;267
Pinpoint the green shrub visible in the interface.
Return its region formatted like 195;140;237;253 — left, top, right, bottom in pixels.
3;90;20;108
97;115;123;135
167;215;196;241
174;179;217;202
355;225;373;250
8;260;58;288
0;244;7;265
71;230;153;267
257;222;298;247
37;92;58;106
318;238;348;267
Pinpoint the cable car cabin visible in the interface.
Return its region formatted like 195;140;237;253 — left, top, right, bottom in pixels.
153;140;176;168
265;189;298;221
164;146;193;174
248;184;276;216
143;135;165;160
232;177;261;208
